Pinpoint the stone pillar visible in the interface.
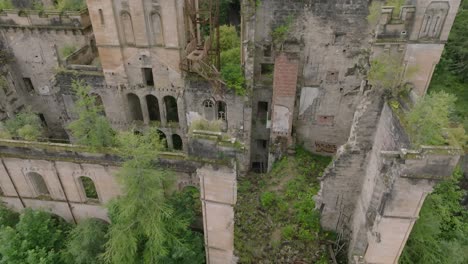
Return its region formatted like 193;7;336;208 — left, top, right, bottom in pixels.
198;164;237;264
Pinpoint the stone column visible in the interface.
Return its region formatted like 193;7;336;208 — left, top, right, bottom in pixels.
198;164;237;264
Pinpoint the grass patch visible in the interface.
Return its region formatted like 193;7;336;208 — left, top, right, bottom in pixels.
234;147;333;263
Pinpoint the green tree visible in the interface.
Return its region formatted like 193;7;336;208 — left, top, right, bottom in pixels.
103;128;200;264
63;219;108;264
219;25;240;52
0;209;71;264
406;91;467;148
368;53;404;93
400;169;468;264
0;205;19;228
0;0;13;10
3;109;44;141
67;80;115;149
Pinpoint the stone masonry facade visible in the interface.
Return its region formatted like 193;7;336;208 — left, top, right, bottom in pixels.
0;0;464;263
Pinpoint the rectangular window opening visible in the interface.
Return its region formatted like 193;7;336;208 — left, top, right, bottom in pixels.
256;139;268;149
99;9;105;25
38;113;47;127
23;78;34;93
263;44;272;57
142;68;154;86
261;64;274;76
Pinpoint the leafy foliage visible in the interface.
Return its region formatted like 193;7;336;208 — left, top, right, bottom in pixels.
60;45;76;59
63;219;108;264
219;25;245;95
3;109;44;141
368;53;405;94
104;128;203;264
0;205;19;228
405;91;467;148
272;16;294;48
0;0;13;10
235;147;332;263
55;0;86;11
400;169;468;263
67;80;115;149
0;209;71;264
367;1;382;28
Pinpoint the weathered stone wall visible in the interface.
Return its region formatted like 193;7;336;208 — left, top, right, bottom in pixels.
0;139;237;264
317;98;462;263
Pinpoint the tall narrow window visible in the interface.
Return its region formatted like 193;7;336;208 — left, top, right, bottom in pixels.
202;100;214;120
127;93;143;121
157;130;168;149
217;101;227;121
79;176;99;200
146;95;160;121
142;68;154;86
164;96;179;123
28;172;50;197
37;113;47;127
257;101;269;124
121;12;135;45
98;9;104;25
151;12;164;46
23;77;34;93
172;134;183;150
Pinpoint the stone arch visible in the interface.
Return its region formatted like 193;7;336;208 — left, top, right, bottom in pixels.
419;1;449;39
79;176;99;201
27;172;50;197
164;96;179;123
151;12;164;46
146;94;161;122
91;93;106;116
157;129;168;149
202;99;215;120
217;101;227;121
172;134;183;150
121;11;135;45
127;93;143;121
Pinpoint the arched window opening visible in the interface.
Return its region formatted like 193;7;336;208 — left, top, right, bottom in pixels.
121;12;135;45
28;172;50;196
172;134;183;150
79;176;99;200
151;12;164;46
146;95;161;122
157;130;168;149
127;93;143;121
164;96;179;123
202;100;214;120
423;15;431;34
91;93;106;116
217;101;227;121
432;16;440;37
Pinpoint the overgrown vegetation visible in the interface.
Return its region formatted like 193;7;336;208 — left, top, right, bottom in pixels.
60;45;77;59
104;129;205;263
0;108;44;141
386;0;405;18
427;0;468;133
0;0;85;11
404;91;467;149
367;1;382;28
235;147;333;263
272;16;294;49
400;169;468;263
67;80;116;149
0;183;204;264
219;25;245;95
189;119;222;133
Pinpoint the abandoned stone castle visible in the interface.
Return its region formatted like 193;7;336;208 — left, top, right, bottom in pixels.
0;0;464;263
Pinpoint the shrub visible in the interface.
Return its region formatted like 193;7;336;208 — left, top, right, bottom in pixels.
219;25;240;52
55;0;85;11
221;63;246;95
4;109;44;141
60;45;76;58
0;0;13;10
282;225;295;240
189;119;222;133
260;191;277;208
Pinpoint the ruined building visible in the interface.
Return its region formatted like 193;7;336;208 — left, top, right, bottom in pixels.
0;0;463;263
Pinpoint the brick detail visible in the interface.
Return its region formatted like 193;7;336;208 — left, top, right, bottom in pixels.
272;54;299;98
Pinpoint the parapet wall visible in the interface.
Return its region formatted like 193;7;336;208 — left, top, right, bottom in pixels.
0;9;90;29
